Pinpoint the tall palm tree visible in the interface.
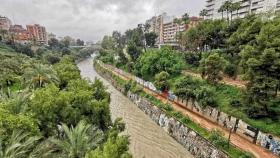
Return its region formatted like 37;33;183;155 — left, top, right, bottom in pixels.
218;5;225;19
49;121;103;158
199;9;208;19
233;2;241;18
223;0;233;23
0;90;30;114
182;13;190;25
0;130;41;158
23;64;59;89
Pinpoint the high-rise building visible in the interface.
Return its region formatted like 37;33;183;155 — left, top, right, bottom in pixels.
26;24;47;44
205;0;280;19
0;16;12;31
163;17;201;46
145;13;173;44
9;25;30;43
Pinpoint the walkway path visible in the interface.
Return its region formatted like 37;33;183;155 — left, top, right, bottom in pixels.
102;63;277;158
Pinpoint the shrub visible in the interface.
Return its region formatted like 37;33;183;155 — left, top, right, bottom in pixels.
154;71;170;91
195;86;217;108
230;99;242;107
224;63;237;78
208;130;228;148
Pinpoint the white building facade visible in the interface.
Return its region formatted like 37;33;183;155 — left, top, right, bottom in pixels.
206;0;280;19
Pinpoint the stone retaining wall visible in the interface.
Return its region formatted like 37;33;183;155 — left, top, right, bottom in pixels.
94;62;229;158
95;60;280;157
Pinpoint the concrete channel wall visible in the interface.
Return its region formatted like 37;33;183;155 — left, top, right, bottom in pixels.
95;62;229;158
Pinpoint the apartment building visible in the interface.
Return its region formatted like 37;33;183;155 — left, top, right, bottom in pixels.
26;24;47;44
163;17;201;46
145;13;173;44
205;0;280;19
0;16;12;31
9;25;30;43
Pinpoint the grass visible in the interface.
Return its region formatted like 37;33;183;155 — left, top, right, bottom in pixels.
95;61;252;158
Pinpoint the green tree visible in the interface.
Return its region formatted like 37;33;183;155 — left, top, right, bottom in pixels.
195;86;217;108
101;36;115;50
127;41;142;61
222;1;233;23
112;31;123;48
199;9;208;19
200;52;227;84
174;76;197;102
48;38;60;50
76;39;84;46
85;130;131;158
144;32;157;47
0;130;41;158
23;64;59;89
0;108;39;142
227;14;262;57
53;57;80;88
182;13;190;24
154;71;170;91
134;47;184;80
49;121;103;158
240;17;280;118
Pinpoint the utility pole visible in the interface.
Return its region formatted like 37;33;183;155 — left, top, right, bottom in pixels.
227;125;233;148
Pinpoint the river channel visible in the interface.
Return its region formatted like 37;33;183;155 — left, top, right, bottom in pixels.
78;57;193;158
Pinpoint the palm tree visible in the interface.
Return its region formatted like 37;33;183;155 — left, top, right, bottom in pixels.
223;1;233;23
0;90;30;114
0;130;41;158
23;64;59;89
233;2;241;18
173;18;181;25
218;5;225;19
49;121;103;158
182;13;190;25
199;9;208;19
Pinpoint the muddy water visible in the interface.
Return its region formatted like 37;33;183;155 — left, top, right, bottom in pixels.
78;57;193;158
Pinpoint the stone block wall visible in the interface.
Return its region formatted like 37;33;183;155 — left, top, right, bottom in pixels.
127;92;228;158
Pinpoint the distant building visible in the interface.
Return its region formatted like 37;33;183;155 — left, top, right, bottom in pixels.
145;13;173;44
9;25;30;43
162;16;201;46
26;24;47;44
0;16;12;31
205;0;280;20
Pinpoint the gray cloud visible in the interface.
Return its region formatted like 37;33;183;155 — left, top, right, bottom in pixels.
0;0;205;42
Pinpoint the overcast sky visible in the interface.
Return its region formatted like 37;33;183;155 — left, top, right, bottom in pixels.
0;0;205;42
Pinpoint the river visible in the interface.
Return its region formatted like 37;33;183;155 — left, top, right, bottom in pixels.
78;57;193;158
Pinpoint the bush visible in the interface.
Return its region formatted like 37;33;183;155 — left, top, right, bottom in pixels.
185;52;201;67
44;53;61;64
230;99;242;107
154;71;170;91
134;47;184;80
208;130;228;148
224;63;237;78
195;86;217;108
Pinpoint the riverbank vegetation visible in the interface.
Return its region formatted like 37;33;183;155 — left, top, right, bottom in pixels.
0;42;131;158
94;60;252;158
97;13;280;137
